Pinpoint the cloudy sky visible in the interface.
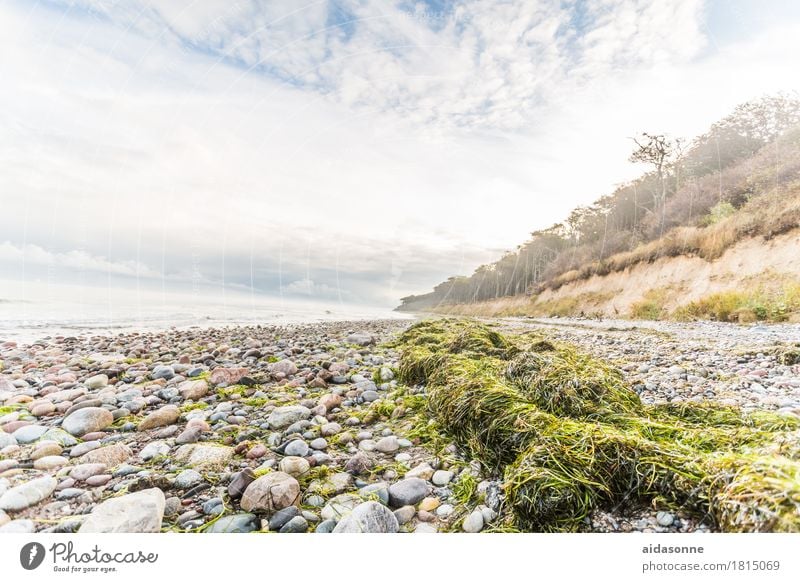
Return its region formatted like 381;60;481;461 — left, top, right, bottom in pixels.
2;0;800;309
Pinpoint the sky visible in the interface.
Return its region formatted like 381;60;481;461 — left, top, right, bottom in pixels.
1;0;800;309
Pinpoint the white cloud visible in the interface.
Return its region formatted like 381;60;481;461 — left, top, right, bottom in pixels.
1;0;799;307
0;242;161;278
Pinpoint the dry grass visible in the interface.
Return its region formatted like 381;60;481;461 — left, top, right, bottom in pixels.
674;281;800;322
544;183;800;292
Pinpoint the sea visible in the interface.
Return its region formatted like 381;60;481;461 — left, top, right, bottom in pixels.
0;280;413;345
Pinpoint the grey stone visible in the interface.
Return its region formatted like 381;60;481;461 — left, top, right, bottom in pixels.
279;515;308;533
268;406;311;429
175;469;203;489
332;501;399;533
388;478;429;508
12;424;48;444
284;440;309;457
205;513;257;533
0;476;57;511
432;470;454;486
62;407;113;437
462;509;484;533
79;488;165;533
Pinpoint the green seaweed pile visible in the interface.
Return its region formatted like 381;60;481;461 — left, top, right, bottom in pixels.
395;319;800;532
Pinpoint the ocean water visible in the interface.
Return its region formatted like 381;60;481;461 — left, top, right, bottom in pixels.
0;280;412;344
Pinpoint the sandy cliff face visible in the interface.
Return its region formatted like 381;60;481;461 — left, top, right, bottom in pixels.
533;230;800;316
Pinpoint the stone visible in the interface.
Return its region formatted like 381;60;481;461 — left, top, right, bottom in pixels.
358;482;390;505
175;470;203;489
406;462;435;480
0;432;16;449
388;478;429;508
12;424;48;444
152;365;175;380
278;456;310;478
332;501;399;533
82;444;132;467
31;441;62;460
30;401;56;417
85;475;112;487
69;441;100;457
462;509;484;533
0;477;57;511
418;497;440;512
178;380;209;401
657;511;675;527
284;439;309;457
33;456;68;470
268;506;300;530
315;519;336;533
320;422;342;436
228;468;256;499
62;407;113;437
319;394;342;410
309;437;327;450
432;470;454;486
137;405;180;431
84;374;109;389
270;360;298;376
393;505;415;525
79;488;165;533
279;515;308;533
176;427;202;444
209;367;249;386
344;452;372;475
40;428;78;447
414;523;437;533
240;472;300;514
174;444;233;470
268;406;311;429
346;333;374;347
205;513;258;533
321;494;361;521
0;519;35;533
70;463;108;481
139;441;171;461
375;435;400;453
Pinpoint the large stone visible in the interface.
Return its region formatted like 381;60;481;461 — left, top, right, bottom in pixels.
270;360;298;376
62;407;113;437
81;444;132;467
79;488;165;533
12;424;48;444
178;380;209;401
267;406;311;429
0;477;57;511
137;405;180;431
388;478;430;508
332;501;399;533
174;444;233;470
240;472;300;514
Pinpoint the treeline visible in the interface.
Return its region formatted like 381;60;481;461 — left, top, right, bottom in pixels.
398;94;800;310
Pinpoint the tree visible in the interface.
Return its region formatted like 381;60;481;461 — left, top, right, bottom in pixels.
629;132;681;235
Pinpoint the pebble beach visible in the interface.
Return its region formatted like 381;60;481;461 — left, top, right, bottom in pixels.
1;317;798;534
